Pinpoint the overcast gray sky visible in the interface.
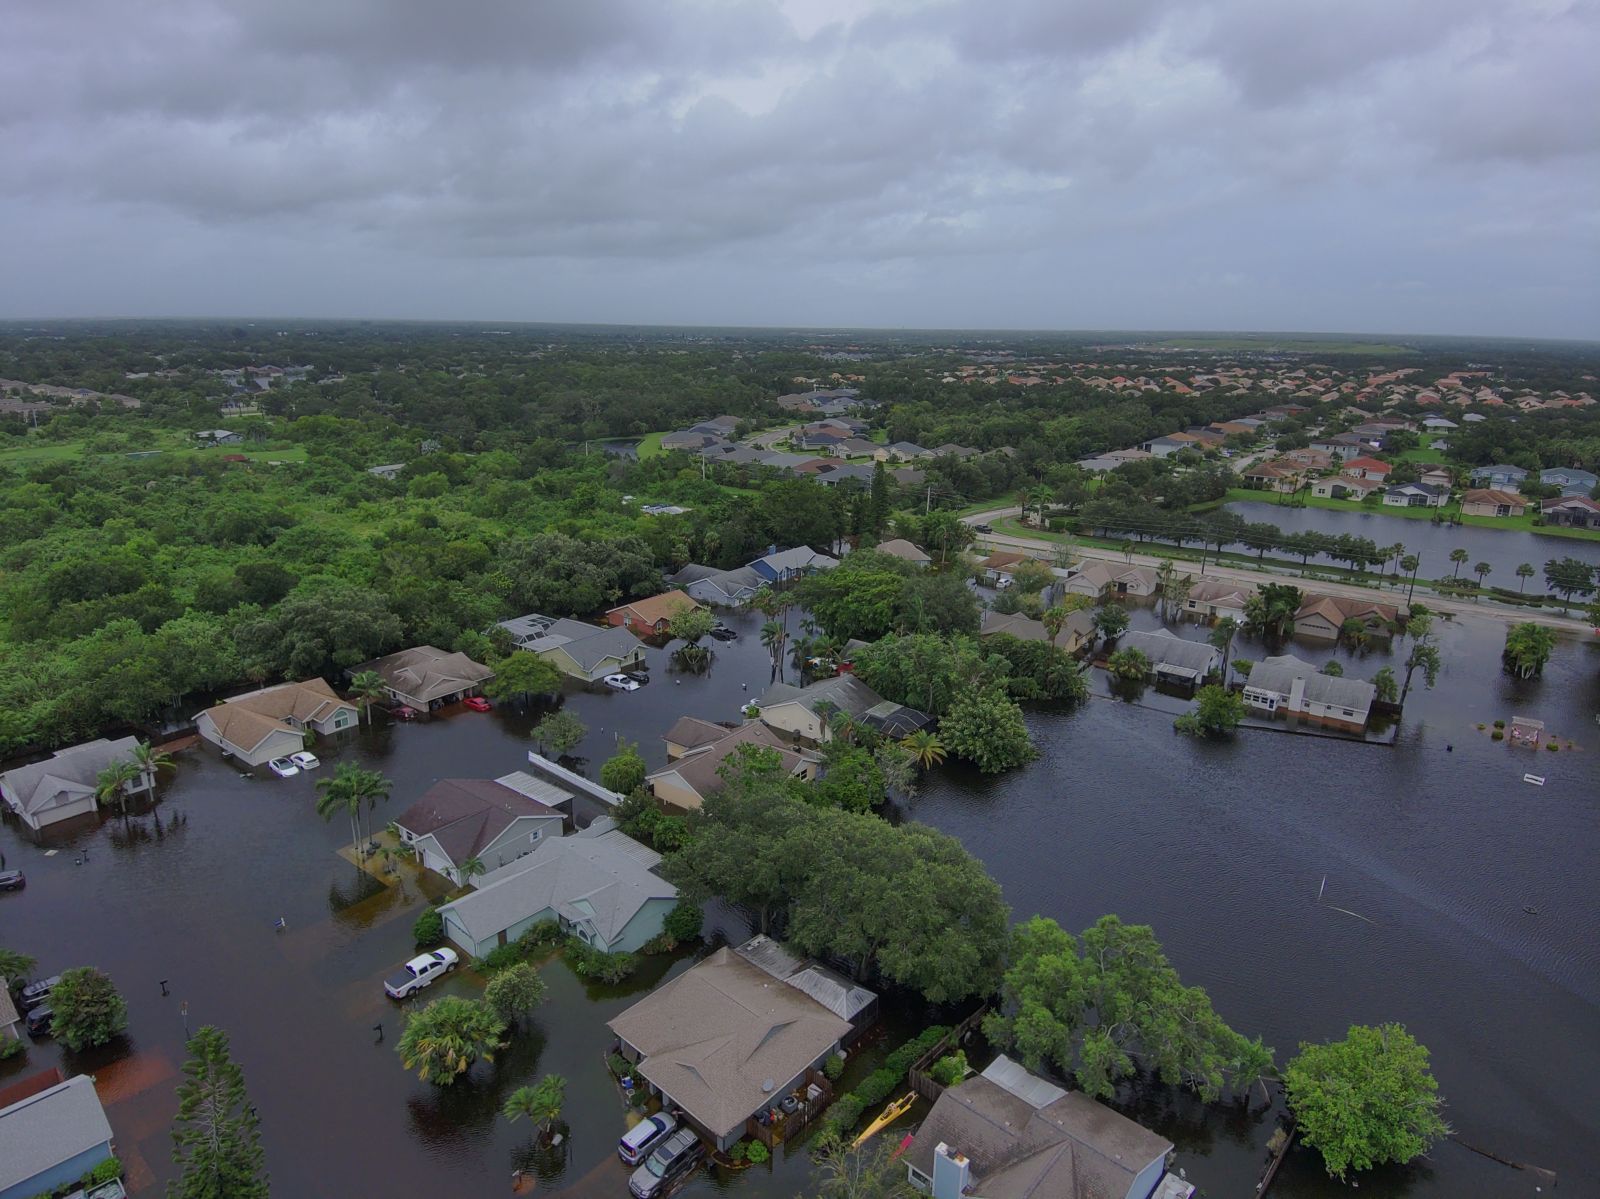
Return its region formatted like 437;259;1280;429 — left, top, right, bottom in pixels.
3;0;1596;336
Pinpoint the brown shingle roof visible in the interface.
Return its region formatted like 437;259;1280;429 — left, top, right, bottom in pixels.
202;680;354;753
394;780;559;865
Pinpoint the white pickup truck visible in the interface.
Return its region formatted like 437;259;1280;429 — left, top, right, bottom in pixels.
383;948;459;999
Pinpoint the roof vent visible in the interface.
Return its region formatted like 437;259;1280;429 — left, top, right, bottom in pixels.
762;1079;774;1093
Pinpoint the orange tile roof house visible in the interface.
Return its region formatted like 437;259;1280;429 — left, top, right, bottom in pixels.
1342;456;1392;480
1461;488;1527;518
606;590;702;636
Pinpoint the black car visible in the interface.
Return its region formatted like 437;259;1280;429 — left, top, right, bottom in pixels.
627;1128;704;1198
24;1005;53;1037
0;869;24;891
623;670;650;685
707;626;738;642
972;523;993;534
18;975;59;1010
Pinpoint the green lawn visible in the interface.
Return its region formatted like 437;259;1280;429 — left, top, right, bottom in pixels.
1395;447;1447;464
635;430;667;459
0;441;85;465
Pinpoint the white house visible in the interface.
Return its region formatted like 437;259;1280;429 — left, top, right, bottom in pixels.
0;737;153;831
195;679;358;766
1243;655;1375;733
392;776;568;883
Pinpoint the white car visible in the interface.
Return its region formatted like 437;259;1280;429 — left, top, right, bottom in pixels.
384;948;460;999
288;751;321;770
267;757;300;778
603;673;642;691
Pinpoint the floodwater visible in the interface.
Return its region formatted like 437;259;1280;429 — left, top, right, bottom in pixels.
1223;499;1600;583
3;602;1597;1197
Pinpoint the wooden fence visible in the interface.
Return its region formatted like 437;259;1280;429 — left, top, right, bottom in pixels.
906;1006;988;1103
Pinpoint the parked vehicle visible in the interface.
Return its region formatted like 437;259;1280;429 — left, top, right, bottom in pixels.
288;751;320;771
389;705;419;721
19;975;59;1009
603;673;642;692
972;523;993;534
24;1005;53;1037
627;1128;703;1198
622;671;650;685
383;948;459;999
462;696;492;712
707;626;738;642
0;869;24;891
618;1111;678;1166
267;757;300;778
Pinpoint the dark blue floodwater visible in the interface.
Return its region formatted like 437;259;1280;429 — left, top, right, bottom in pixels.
2;604;1596;1197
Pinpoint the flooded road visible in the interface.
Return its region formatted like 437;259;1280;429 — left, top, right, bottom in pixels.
3;602;1597;1197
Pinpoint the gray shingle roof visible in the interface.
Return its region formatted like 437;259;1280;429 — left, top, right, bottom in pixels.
1246;655;1376;712
441;832;674;946
756;673;883;719
1118;629;1220;678
0;1075;114;1193
0;736;142;822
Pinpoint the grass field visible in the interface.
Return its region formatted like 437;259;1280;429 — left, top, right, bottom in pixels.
0;434;310;469
1395;447;1448;464
635;430;667;459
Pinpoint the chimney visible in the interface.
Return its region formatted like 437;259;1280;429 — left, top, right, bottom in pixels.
932;1143;971;1199
1288;672;1306;715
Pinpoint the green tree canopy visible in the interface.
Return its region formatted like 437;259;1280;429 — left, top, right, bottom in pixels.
599;740;648;794
1174;685;1246;737
1502;622;1556;678
49;966;129;1051
1285;1023;1449;1180
483;962;548;1027
484;651;563;700
168;1025;269;1199
940;686;1036;773
397;996;506;1085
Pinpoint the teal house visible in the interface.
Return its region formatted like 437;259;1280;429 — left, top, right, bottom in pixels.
440;825;678;958
0;1074;116;1199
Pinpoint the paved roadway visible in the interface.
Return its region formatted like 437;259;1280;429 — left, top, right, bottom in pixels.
962;506;1596;634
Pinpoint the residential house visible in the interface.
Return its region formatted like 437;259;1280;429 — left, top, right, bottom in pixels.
660;716;740;760
647;721;818;811
1469;464;1529;489
0;737;153;832
795;430;844;452
812;463;877;488
1182;578;1250;623
1293;594;1399;640
875;441;933;462
393;776;568;884
1309;433;1369;460
873;538;932;568
1243;655;1376;733
828;437;881;458
1541;495;1600;528
196;679;358;766
608;944;862;1150
980;608;1094;654
366;463;404;480
606;590;701;636
1421;416;1459;430
889;467;927;487
1278;447;1334;471
660;430;729;453
1461;489;1527;518
1240;460;1302;493
750;547;839;584
755;451;821;472
669;564;765;608
860;699;933;737
733;935;877;1041
0;1074;117;1199
354;646;494;711
931;443;981;460
1115;629;1220;686
518;617;646;681
1056;558;1159;599
754;674;892;743
1381;482;1449;508
979;550;1032;587
689;415;741;437
1139;432;1204;458
439;825;676;958
193;428;242;445
1539;467;1598;497
1418;466;1454;489
903;1054;1182;1199
1341;456;1392;481
1310;473;1383;501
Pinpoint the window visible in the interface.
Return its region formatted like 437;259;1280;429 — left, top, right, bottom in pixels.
528;829;542;843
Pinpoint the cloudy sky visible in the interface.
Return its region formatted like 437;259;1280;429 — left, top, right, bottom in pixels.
3;0;1596;336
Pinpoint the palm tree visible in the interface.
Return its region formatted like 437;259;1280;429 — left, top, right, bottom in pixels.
349;670;387;726
504;1074;566;1135
1025;486;1053;528
94;760;143;815
1400;554;1421;604
132;740;174;777
1207;617;1239;677
1473;562;1492;592
316;763;392;860
1448;547;1469;578
760;620;787;681
460;857;486;882
1041;605;1068;655
1516;562;1535;593
901;730;946;770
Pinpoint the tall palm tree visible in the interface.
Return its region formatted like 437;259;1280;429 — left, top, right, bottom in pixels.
316;763;392;860
901;730;946;770
349;670;387;726
94;760;143;815
131;740;174;777
1473;562;1492;592
460;857;487;882
1207;617;1239;678
504;1074;566;1135
1516;562;1535;593
1448;547;1468;578
760;620;787;681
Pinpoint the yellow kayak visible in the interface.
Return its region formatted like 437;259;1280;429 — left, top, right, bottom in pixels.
853;1092;916;1147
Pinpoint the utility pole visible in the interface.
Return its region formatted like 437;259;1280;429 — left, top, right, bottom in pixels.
1407;556;1421;605
925;484;933;514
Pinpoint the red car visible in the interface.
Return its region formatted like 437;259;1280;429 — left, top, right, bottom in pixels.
389;705;419;721
462;696;492;712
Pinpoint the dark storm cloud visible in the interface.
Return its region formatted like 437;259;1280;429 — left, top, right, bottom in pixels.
1;0;1594;334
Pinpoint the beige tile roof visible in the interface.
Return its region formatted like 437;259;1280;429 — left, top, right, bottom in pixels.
201;679;354;753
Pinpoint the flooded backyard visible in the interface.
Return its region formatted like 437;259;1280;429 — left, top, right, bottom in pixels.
3;604;1598;1197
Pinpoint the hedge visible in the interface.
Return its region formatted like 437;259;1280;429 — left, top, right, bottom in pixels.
817;1024;949;1140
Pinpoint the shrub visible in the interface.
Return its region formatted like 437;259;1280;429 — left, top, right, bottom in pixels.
564;940;639;983
1491;730;1504;740
746;1140;769;1165
479;942;524;974
524;920;564;948
930;1050;968;1086
823;1053;845;1081
413;908;444;948
855;1068;899;1107
662;900;704;945
483;962;548;1025
820;1095;865;1138
1493;720;1506;729
0;1037;21;1060
609;1052;632;1078
48;967;128;1052
728;1141;748;1164
1475;723;1485;730
1546;742;1559;752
